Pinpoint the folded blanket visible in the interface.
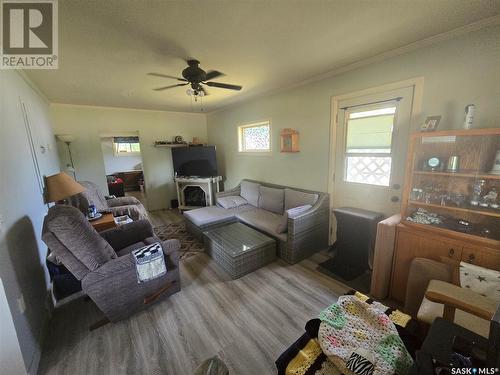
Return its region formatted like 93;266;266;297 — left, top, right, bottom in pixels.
276;291;418;375
318;295;413;375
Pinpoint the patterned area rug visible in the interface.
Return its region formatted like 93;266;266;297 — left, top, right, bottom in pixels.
154;223;205;260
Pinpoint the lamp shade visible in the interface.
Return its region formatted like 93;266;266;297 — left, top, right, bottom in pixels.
56;134;76;143
45;172;85;203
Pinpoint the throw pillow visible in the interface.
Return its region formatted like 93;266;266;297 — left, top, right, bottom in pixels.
240;181;260;207
258;186;285;214
217;195;248;209
284;188;319;210
276;204;312;233
459;262;500;300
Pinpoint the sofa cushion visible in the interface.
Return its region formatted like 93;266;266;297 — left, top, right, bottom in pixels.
236;209;287;242
284;188;319;210
276;204;313;233
217;195;248;209
183;204;255;228
240;181;261;207
459;262;500;300
258;186;284;214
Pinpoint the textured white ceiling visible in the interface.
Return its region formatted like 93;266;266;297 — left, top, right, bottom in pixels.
26;0;499;112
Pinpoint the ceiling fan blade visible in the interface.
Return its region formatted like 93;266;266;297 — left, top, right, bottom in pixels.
153;83;189;91
147;73;187;82
205;81;242;91
205;70;224;81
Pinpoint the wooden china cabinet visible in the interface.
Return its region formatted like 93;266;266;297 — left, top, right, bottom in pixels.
390;128;500;303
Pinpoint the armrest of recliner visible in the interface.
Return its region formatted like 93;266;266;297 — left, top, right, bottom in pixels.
425;280;498;321
82;239;180;288
100;220;154;251
107;196;140;207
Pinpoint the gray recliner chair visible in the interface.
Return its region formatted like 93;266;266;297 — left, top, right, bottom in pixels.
69;181;149;221
42;205;180;323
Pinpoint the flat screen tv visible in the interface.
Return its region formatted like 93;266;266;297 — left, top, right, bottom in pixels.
172;146;218;177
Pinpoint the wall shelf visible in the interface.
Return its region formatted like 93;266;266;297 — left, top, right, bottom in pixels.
154;143;188;148
413;170;500;180
408;200;500;218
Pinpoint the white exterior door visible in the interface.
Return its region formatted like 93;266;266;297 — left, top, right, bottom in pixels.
332;86;414;217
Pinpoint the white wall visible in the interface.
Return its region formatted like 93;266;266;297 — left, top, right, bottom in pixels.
100;137;143;175
0;71;61;374
51;105;207;210
0;278;26;375
207;25;500;192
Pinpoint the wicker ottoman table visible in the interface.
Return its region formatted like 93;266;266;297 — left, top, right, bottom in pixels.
203;222;276;279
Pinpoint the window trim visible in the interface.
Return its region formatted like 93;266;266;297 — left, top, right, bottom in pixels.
113;141;141;157
237;120;272;154
342;104;398;188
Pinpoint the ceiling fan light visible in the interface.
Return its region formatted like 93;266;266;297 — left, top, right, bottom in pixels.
186;88;194;96
198;90;205;97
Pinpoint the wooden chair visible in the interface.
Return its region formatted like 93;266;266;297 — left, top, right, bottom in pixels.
406;258;500;368
423;280;500;365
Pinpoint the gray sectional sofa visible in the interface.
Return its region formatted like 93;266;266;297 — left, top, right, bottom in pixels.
183;179;330;264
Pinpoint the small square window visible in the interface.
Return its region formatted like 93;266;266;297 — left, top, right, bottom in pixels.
238;121;271;153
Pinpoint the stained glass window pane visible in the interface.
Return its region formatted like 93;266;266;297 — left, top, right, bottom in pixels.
239;123;270;152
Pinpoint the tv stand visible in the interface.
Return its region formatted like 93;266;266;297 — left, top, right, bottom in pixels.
174;176;222;211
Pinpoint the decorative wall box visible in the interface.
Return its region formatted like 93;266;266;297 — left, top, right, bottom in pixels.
280;128;299;153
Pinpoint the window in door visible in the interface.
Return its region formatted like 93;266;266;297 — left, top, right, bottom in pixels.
344;106;396;187
238;121;271;153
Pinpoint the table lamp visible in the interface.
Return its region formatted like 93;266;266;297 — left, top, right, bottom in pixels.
44;172;85;203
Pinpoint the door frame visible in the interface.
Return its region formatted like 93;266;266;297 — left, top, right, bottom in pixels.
99;131;147;204
327;77;424;243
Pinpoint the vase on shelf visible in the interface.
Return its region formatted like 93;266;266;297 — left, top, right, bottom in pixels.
490;150;500;175
470;179;486;206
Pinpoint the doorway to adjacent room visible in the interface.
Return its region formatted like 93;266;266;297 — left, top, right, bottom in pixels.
100;132;147;208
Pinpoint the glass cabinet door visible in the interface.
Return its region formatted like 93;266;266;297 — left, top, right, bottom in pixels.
404;132;500;241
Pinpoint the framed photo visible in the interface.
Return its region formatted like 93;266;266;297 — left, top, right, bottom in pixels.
421;116;441;132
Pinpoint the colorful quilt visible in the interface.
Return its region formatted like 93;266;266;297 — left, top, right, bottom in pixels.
276;291;420;375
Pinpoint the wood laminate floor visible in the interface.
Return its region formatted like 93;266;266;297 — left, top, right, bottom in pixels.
38;210;348;375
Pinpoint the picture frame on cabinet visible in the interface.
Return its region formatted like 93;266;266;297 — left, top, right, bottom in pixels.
420;116;441;132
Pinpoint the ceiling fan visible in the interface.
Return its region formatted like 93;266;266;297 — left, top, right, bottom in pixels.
148;59;242;98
